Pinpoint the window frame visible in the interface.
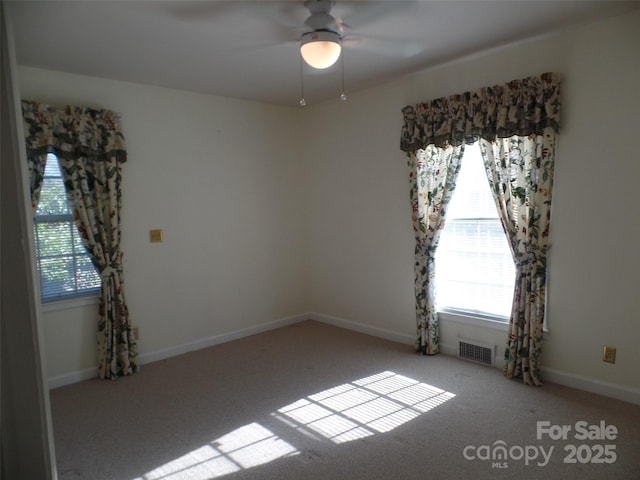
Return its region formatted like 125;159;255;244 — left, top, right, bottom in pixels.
438;310;509;332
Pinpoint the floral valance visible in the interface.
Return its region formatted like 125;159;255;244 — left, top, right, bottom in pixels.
400;72;560;152
21;100;127;162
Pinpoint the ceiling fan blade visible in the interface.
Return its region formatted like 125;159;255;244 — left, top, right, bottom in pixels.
167;1;237;20
168;1;303;30
343;34;423;58
256;1;308;30
332;0;417;31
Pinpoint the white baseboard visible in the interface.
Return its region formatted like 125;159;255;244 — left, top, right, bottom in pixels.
307;311;415;346
439;341;458;358
542;366;640;406
48;311;640;406
48;313;308;389
137;313;307;366
48;367;99;389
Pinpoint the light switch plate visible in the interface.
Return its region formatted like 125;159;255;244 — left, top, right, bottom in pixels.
149;229;163;243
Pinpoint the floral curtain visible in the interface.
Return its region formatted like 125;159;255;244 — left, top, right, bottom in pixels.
408;144;464;354
400;73;560;382
22;100;138;380
401;72;560;151
27;152;48;214
479;132;556;385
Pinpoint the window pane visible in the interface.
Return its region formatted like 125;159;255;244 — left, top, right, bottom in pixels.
76;256;101;290
435;145;515;319
35;221;75;256
36;178;69;216
39;256;76;298
33;154;100;301
36;156;70;216
436;220;514;318
446;148;497;219
72;225;89;252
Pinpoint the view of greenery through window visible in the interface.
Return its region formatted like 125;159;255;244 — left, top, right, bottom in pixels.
435;145;515;320
33;154;100;301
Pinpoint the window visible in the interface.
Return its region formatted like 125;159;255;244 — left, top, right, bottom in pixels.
435;145;515;320
33;154;100;302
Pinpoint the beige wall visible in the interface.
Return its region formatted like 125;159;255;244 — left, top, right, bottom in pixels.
18;9;640;401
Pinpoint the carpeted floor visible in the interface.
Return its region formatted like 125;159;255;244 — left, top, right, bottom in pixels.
50;320;640;479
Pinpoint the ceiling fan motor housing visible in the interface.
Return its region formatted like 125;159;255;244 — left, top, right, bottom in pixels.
301;30;342;45
304;0;340;32
305;0;336;15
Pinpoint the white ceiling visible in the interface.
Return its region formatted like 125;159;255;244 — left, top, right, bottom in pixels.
8;0;640;107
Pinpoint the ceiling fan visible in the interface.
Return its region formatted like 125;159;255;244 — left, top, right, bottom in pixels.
297;0;422;69
169;0;420;104
295;0;421;105
169;1;419;61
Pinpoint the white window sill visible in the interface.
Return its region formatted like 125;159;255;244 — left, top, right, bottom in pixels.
40;294;98;313
438;310;509;331
439;310;550;335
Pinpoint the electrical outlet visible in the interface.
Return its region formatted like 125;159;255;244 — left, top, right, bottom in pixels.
132;327;139;341
602;345;616;364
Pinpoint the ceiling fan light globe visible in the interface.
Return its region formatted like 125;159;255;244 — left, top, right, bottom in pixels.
300;31;342;69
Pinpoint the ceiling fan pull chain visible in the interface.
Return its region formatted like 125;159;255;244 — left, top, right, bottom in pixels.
340;48;347;101
299;52;307;107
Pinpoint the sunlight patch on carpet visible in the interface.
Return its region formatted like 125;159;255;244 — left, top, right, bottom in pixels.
133;371;454;479
133;423;298;480
275;371;455;443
